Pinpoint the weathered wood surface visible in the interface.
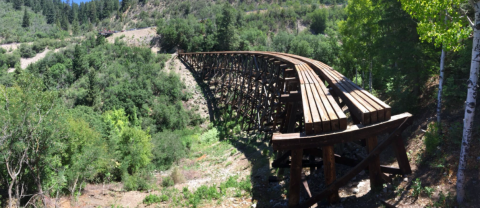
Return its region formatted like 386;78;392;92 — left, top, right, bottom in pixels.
178;51;412;207
295;115;412;208
269;52;391;125
272;113;412;150
178;51;347;135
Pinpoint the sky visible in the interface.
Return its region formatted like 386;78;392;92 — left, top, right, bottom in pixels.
67;0;120;4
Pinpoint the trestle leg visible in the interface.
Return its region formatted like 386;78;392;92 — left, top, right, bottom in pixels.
323;145;339;204
366;136;383;190
288;149;303;207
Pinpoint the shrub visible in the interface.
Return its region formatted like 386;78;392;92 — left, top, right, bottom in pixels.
152;131;186;170
412;178;422;197
195;185;220;200
122;169;155;191
446;121;463;146
19;43;35;58
200;128;219;143
32;40;48;53
424;122;441;155
143;194;162;205
162;176;174;187
171;167;186;184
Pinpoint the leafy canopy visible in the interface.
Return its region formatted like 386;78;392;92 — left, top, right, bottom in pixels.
399;0;471;51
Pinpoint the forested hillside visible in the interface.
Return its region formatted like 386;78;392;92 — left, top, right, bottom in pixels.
0;0;479;207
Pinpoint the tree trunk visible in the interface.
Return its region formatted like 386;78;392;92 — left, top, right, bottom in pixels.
8;177;15;208
355;67;358;85
457;2;480;203
437;48;446;127
369;61;373;92
362;70;365;88
438;12;448;131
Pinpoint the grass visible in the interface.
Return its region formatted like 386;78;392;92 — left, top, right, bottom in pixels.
151;175;252;207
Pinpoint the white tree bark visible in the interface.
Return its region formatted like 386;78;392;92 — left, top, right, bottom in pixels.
437;48;446;125
438;12;448;128
457;2;480;203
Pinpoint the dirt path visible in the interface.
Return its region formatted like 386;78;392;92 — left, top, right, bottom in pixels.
0;42;32;53
7;47;63;73
106;27;157;47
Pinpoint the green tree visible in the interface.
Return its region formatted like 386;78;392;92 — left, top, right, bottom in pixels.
103;109;152;174
203;19;217;51
216;3;239;51
13;0;23;10
45;0;56;24
339;0;380;92
0;73;63;207
63;117;105;198
22;8;30;28
85;69;98;106
61;14;69;31
272;31;294;52
73;44;87;79
309;8;328;34
121;0;131;12
400;0;479;203
72;18;80;35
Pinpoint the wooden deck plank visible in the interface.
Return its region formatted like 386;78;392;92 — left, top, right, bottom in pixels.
297;65;319;134
266;52;377;125
321;66;379;123
301;65;331;132
325;66;391;120
312;62;371;124
303;66;341;131
327;68;385;122
299;79;313;134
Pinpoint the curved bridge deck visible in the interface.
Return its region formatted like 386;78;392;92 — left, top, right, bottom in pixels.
178;51;412;207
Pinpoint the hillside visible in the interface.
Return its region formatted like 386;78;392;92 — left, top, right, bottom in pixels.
0;0;480;208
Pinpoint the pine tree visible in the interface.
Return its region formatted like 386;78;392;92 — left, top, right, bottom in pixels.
121;0;130;12
72;18;79;35
85;69;98;106
90;1;98;23
73;44;85;79
14;0;23;10
24;0;32;7
216;3;239;51
61;14;69;30
45;0;56;24
22;8;30;28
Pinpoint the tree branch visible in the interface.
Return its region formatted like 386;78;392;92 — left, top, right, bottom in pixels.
459;7;475;28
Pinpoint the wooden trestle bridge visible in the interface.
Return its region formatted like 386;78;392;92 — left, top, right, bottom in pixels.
178;51;412;207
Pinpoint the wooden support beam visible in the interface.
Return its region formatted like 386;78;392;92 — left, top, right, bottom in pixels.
323;145;339;204
273;113;412;150
393;134;412;175
280;91;301;102
288;149;303;207
296;116;411;208
366;136;383;190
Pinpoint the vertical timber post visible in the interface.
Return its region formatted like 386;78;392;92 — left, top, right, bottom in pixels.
288;148;303;207
366;136;383;189
323;145;339;204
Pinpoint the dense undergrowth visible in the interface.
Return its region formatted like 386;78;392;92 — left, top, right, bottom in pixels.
0;36;207;206
0;0;479;207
